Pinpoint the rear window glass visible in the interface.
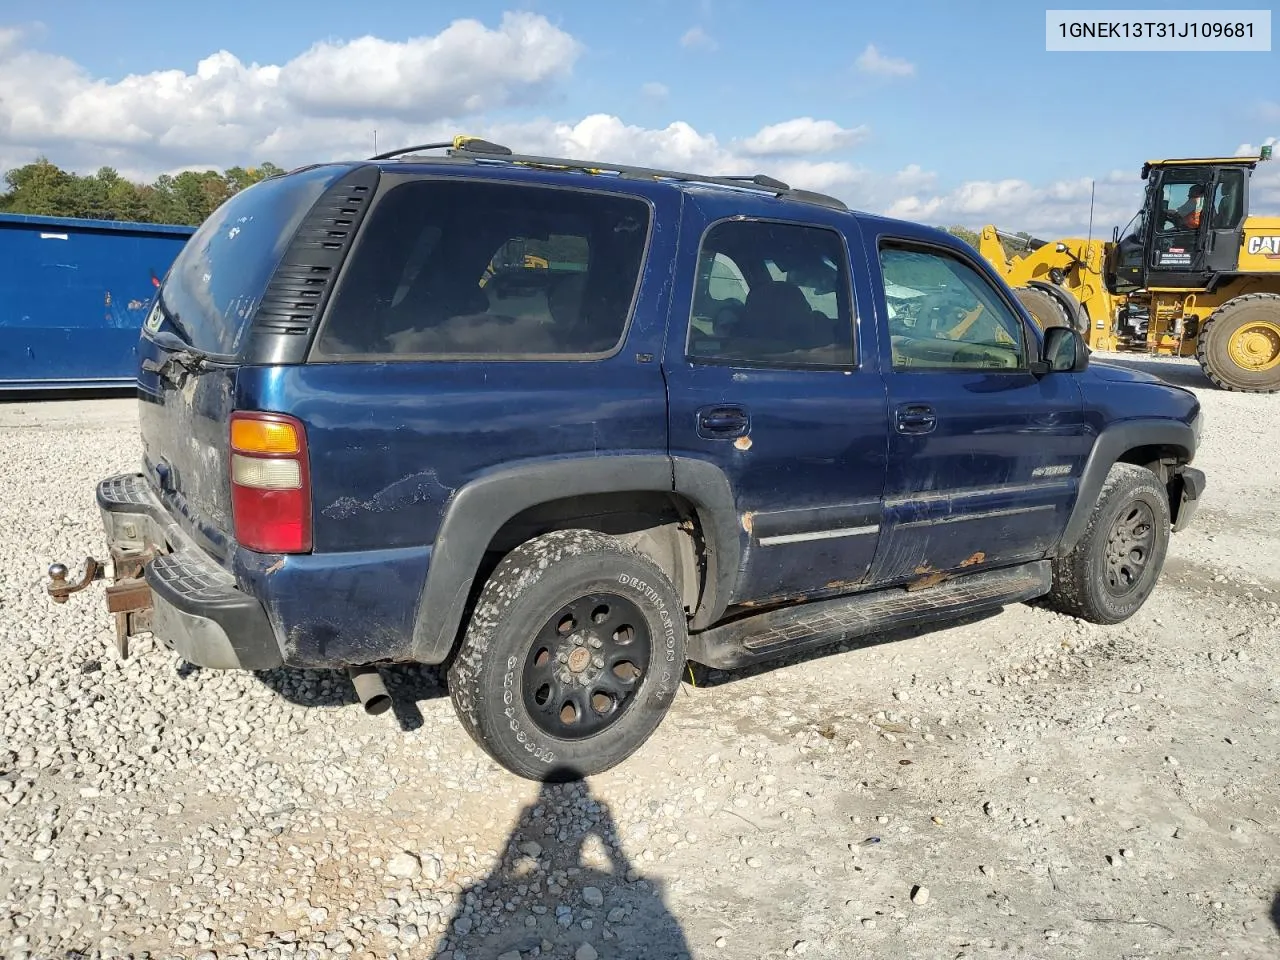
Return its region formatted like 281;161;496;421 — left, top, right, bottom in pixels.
314;179;651;359
149;165;343;356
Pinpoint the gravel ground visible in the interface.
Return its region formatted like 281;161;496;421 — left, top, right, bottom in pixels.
1;353;1277;960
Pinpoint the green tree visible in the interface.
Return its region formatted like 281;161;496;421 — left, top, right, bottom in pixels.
944;225;980;248
0;158;285;225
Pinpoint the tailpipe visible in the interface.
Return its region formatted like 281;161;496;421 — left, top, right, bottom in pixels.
347;665;392;715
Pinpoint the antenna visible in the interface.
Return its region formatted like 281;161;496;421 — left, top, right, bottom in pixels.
1086;179;1095;247
373;130;377;155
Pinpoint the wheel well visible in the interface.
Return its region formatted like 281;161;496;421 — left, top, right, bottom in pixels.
480;492;706;615
1117;444;1190;473
1116;444;1191;512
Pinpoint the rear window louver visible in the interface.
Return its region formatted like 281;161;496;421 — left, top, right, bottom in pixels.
251;165;380;339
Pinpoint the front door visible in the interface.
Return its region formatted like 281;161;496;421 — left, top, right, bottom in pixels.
859;231;1089;584
663;206;888;608
1146;168;1213;287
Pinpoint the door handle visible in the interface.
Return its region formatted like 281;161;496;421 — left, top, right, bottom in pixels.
895;403;937;435
697;405;750;439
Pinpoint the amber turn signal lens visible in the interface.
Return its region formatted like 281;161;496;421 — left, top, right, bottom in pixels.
231;418;299;454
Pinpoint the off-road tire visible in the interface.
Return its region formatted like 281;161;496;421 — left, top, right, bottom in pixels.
447;529;687;781
1014;286;1071;331
1044;463;1171;624
1195;293;1280;393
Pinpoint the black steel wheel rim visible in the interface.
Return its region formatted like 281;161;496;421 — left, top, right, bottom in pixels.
522;592;653;740
1103;500;1156;597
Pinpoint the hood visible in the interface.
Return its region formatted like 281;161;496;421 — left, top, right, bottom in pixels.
1088;359;1165;385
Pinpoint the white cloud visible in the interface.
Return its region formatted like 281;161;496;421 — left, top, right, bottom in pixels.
892;163;936;191
0;14;579;170
886;173;1142;238
680;26;718;50
0;25;1189;239
641;81;670;100
855;44;915;78
739;118;869;156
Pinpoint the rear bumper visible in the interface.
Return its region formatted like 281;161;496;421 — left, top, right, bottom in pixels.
97;474;283;670
1171;465;1205;533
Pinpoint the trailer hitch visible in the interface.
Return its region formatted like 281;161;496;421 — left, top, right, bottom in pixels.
47;550;155;659
47;557;104;603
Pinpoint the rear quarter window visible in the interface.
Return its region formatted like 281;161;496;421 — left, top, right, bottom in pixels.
313;179;651;360
150;165;345;356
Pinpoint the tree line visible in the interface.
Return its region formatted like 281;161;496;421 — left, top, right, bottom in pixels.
0;158;286;226
1;159;1008;247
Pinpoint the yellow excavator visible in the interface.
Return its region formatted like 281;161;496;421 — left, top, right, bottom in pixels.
978;146;1280;392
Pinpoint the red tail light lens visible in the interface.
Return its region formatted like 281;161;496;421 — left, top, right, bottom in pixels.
229;412;312;554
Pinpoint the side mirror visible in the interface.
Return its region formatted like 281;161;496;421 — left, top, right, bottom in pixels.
1042;326;1089;373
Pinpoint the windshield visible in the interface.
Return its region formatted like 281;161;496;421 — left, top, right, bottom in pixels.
1118;206;1145;244
147;164;346;357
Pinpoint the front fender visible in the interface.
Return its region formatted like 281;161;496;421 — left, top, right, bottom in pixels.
1052;418;1198;557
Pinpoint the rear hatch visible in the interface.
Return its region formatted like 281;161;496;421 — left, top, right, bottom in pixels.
136;163;373;562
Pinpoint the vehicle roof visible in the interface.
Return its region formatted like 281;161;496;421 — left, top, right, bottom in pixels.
1141;155;1263;178
369;137;853;210
362;140;963;249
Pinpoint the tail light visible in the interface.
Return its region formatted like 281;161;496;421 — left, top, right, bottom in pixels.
229;412;312;554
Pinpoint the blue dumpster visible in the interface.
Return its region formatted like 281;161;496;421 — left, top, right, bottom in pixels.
0;213;195;390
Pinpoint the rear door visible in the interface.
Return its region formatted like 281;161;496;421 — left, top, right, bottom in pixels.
858;225;1088;584
662;197;888;608
1204;166;1248;274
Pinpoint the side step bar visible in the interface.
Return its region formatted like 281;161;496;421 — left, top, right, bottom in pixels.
686;561;1051;670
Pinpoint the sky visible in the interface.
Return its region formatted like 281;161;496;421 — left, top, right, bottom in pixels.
1;0;1276;236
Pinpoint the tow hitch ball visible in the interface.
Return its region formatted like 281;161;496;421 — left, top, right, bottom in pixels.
47;557;104;603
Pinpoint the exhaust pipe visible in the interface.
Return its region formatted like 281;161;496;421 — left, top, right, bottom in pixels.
347;665;392;715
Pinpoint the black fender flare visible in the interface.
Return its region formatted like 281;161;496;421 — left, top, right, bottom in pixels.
1053;419;1197;557
409;455;740;663
1026;279;1089;335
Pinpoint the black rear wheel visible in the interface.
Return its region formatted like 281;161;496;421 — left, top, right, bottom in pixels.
1196;293;1280;393
448;530;687;781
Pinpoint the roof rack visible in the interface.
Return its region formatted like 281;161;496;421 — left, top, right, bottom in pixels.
369;136;848;211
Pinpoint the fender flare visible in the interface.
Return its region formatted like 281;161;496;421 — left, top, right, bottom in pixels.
409;454;740;663
1053;419;1197;557
1026;280;1089;335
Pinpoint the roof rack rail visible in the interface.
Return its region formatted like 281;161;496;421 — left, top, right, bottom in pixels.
368;136;513;162
449;143;849;210
369;135;848;211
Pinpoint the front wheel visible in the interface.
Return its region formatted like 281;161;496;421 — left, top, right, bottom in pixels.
447;530;687;781
1044;463;1171;624
1013;286;1071;331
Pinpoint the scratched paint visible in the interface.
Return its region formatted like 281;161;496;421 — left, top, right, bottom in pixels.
322;469;454;520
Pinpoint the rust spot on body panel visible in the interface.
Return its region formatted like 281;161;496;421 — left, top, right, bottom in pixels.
960;551;986;567
907;571;950;592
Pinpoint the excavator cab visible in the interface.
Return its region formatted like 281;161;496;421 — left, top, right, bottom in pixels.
1105;158;1256;293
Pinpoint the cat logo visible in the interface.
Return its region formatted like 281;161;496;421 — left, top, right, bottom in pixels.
1246;235;1280;258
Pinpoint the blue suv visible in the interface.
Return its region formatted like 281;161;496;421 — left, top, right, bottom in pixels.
49;138;1205;780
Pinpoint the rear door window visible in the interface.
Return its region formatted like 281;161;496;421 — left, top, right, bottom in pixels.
315;180;651;359
150;164;344;356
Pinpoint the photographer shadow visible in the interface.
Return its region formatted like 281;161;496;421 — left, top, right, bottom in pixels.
432;771;692;959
